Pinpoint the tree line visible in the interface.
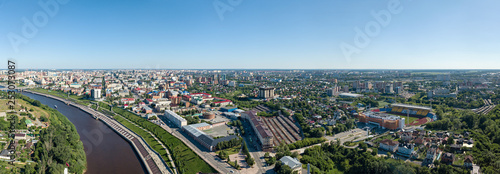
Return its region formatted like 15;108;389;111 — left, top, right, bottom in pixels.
15;93;87;174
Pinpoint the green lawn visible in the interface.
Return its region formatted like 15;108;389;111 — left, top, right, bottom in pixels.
378;101;391;107
114;116;174;169
373;135;392;143
30;88;91;106
453;154;465;166
216;145;241;156
405;116;419;125
113;108;216;174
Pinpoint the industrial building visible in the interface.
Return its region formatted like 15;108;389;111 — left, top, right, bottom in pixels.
243;107;302;151
338;92;363;98
357;111;405;130
182;123;238;151
202;112;215;119
242;110;274;151
220;107;237;112
164;110;187;128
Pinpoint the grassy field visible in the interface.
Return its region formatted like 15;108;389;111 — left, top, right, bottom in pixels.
0;99;49;119
405;116;419;125
378;101;391;107
113;116;173;169
113;108;216;174
373;134;392;143
30;88;92;106
216;145;241;156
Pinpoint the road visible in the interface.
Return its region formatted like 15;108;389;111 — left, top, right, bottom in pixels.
292;128;369;154
157;116;239;174
125;85;239;174
240;119;272;174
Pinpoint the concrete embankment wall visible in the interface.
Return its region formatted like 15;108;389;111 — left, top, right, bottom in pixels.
23;90;169;174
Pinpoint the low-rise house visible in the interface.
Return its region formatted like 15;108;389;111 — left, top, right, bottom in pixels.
0;150;11;160
426;148;437;161
279;156;302;174
379;139;399;152
143;106;153;114
464;131;470;138
441;137;448;144
450;144;462;153
464;155;473;169
121;98;135;104
397;143;414;157
14;134;26;140
414;137;425;146
401;132;413;142
144;113;157;119
413;130;426;137
441;153;455;164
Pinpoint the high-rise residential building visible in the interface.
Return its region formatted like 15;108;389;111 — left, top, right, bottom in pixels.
385;84;394;94
258;86;275;99
327;85;340;96
91;88;102;99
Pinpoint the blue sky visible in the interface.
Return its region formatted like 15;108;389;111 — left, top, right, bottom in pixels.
1;0;499;69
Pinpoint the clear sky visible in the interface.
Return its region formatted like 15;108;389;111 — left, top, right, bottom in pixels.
1;0;499;69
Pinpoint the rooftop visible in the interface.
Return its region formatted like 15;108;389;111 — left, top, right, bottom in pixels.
280;156;302;169
392;103;432;111
380;139;399;146
339;93;364;98
190;123;211;129
363;111;403;120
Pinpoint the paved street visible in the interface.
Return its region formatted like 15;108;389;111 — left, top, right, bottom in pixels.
241;119;273;174
158;116;239;174
292;128;369;154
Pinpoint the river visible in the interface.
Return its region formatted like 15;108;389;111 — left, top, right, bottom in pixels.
22;92;147;174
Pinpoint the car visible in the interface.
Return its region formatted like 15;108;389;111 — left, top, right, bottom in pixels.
230;170;234;173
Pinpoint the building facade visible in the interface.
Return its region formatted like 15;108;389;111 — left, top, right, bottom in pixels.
258;86;275;99
357;111;405;130
164;110;187;128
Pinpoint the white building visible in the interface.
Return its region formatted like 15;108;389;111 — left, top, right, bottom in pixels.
279;156;302;174
339;93;363;98
379;139;399;152
164;110;187;128
91;88;102;99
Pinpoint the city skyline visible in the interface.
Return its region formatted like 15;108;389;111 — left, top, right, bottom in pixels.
2;0;500;69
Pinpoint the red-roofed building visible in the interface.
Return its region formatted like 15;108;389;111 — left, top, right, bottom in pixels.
121;98;135;104
212;97;233;107
182;95;192;101
379;139;399;152
190;93;212;98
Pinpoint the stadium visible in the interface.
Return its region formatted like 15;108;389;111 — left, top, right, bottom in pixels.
358;103;437;129
386;103;437;121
